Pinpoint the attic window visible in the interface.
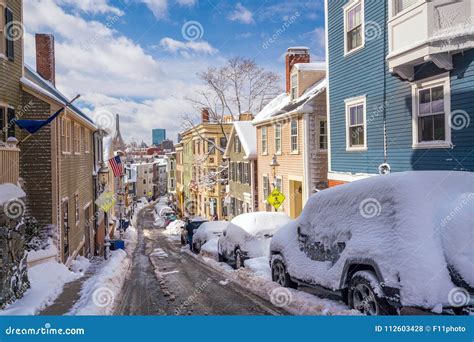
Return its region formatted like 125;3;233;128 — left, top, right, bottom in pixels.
291;73;298;99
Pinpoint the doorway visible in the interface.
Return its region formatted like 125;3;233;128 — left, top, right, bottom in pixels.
289;180;303;219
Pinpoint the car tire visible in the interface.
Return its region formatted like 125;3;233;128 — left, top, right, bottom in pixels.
218;253;226;262
348;271;396;316
271;258;297;289
192;243;199;254
234;250;244;269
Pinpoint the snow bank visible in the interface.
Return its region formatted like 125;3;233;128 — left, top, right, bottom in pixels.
69;250;130;315
27;238;58;265
271;171;474;309
244;257;272;281
70;256;91;275
0;261;80;315
193;221;229;245
201;239;219;258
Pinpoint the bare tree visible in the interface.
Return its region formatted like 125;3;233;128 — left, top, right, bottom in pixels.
183;57;281;189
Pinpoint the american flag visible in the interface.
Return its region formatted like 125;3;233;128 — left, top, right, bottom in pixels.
108;155;124;177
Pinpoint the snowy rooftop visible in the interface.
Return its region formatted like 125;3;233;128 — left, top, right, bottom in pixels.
233;121;257;160
252;78;327;124
293;62;326;71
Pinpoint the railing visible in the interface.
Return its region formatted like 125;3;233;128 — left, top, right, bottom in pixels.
0;138;20;185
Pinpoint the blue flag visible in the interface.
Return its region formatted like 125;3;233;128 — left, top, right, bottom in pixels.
15;107;65;134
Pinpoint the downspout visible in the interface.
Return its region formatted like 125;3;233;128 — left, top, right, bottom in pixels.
303;113;310;203
383;2;388;165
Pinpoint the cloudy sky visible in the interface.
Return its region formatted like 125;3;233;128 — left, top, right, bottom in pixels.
23;0;325;144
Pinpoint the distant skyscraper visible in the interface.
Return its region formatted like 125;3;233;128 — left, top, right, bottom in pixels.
152;129;166;146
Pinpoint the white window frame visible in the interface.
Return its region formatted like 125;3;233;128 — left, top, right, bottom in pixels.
345;95;367;151
274;123;282;155
262;175;269;202
411;73;451;149
0;1;5;57
261;126;268;155
318;118;328;151
389;0;422;18
343;0;365;56
290;119;299;153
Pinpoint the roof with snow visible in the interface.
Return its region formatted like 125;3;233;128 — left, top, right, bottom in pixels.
252;78;327;124
225;121;257;160
293;62;326;71
21;65;95;126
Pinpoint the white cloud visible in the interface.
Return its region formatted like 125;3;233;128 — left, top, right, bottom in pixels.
176;0;197;7
23;0;218;143
58;0;124;15
140;0;168;20
228;3;254;24
159;37;217;56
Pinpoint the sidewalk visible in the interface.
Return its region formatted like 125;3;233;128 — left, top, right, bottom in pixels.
39;259;103;316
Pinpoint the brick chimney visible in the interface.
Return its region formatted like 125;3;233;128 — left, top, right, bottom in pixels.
285;47;310;93
35;34;56;85
201;108;210;123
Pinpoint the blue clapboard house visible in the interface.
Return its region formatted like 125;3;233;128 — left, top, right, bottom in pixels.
325;0;474;186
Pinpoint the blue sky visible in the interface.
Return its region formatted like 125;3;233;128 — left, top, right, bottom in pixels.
23;0;325;143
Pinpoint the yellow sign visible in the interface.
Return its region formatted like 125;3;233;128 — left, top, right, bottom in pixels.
95;192;116;213
267;189;286;210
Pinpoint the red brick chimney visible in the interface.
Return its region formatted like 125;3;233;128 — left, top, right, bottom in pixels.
35;34;56;85
201;108;210;123
285;47;310;93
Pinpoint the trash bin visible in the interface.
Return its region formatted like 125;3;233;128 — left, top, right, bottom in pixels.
110;240;125;251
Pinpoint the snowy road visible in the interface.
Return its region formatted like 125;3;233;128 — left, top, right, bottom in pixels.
114;209;287;315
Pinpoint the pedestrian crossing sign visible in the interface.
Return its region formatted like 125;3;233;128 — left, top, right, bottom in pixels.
267;189;286;210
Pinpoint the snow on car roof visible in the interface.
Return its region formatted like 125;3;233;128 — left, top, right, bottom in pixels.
231;212;292;235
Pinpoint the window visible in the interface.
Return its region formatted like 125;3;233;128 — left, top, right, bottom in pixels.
143;179;146;184
344;1;364;55
3;7;14;59
263;175;270;200
319;119;328;150
207;138;216;154
290;119;298;152
62;119;72;153
0;3;4;56
82;127;90;153
392;0;419;16
261;127;267;154
275;123;282;154
412;74;451;148
0;106;15;141
74;124;81;154
234;135;241;153
219;137;227;154
291;73;298;99
345;96;366;150
275;177;282;192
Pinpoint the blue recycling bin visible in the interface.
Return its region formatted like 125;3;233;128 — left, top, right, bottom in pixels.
110;239;125;251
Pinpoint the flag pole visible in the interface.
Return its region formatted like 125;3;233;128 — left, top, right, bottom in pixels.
19;94;81;145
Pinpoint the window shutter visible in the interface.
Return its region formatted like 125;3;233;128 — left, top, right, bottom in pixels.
7;108;15;138
0;108;5;141
5;7;14;60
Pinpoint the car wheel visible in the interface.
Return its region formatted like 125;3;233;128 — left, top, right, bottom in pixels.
234;250;244;269
348;271;396;315
192;243;199;254
271;259;297;289
218;253;226;262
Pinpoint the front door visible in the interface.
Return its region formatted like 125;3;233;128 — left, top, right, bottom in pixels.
289;180;303;219
62;201;70;261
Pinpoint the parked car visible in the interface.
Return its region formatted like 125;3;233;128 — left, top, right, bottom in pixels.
270;171;474;315
218;212;292;269
193;221;230;253
180;218;208;247
163;212;177;226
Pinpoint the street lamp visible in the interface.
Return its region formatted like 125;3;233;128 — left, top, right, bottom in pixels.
270;154;279;187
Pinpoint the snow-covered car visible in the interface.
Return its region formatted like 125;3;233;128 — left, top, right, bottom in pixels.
270;171;474;315
218;212;292;269
180;218;208;247
192;221;230;253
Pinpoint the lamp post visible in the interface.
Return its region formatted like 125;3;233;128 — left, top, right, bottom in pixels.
98;162;110;259
270;154;279;188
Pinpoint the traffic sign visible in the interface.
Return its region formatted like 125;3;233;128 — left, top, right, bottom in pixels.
266;189;286;210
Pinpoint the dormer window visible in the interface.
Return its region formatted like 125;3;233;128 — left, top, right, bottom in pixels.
291;73;298;99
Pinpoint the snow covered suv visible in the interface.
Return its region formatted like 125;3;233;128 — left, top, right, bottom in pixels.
270;171;474;315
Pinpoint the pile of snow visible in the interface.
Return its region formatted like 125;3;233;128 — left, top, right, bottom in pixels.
150;248;169;258
153;217;166;228
0;183;25;205
0;261;80;315
244;257;272;281
201;239;219;258
164;220;185;236
194;221;229;246
271;171;474;309
70;256;91;275
69;250;130;315
27;238;58;266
